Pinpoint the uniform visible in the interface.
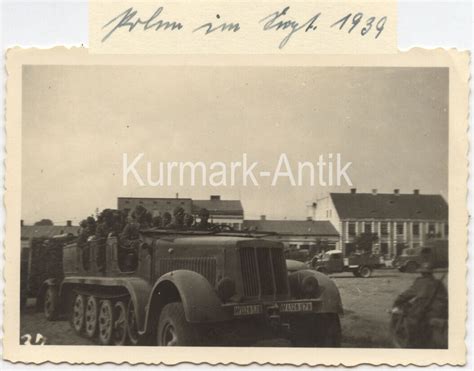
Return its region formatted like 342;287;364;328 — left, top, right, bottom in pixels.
393;263;448;348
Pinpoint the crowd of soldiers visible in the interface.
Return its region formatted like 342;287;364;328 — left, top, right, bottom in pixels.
77;205;216;247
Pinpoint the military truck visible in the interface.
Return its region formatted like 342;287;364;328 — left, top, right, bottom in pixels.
310;250;383;278
38;229;343;346
393;239;448;273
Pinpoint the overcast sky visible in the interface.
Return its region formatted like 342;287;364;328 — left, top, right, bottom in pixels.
22;66;448;225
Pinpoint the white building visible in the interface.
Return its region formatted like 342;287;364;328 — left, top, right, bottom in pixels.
308;189;448;257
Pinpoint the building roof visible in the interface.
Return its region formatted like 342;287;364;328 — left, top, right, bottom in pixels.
21;225;80;239
330;192;448;220
242;220;339;236
192;200;244;216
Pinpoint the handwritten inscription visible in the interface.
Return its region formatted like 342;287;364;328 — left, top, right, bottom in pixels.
193;14;240;35
102;7;183;42
259;6;320;49
100;6;389;49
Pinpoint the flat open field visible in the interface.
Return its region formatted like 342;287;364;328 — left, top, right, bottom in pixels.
20;269;447;347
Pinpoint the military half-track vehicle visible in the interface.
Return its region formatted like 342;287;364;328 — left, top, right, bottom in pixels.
39;229;343;346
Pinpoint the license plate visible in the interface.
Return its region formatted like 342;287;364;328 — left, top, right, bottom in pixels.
279;302;313;312
233;304;262;316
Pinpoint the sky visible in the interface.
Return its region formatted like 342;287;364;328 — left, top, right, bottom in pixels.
22;66;448;225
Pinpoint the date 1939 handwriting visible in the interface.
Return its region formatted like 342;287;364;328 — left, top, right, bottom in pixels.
100;6;388;49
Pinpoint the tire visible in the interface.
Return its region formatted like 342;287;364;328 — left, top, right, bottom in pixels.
85;296;99;338
44;286;59;321
71;294;85;334
98;300;114;345
157;302;197;346
314;313;342;347
405;261;418;273
359;266;372;278
127;301;140;345
352;269;361;277
113;301;128;345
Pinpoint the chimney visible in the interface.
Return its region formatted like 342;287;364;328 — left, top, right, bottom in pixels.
413;189;420;195
260;215;266;221
21;219;24;227
66;220;72;227
372;189;377;195
210;195;221;201
350;188;357;194
394;189;400;195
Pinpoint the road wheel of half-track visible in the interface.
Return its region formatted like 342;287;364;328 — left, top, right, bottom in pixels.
85;296;99;338
44;286;59;321
359;266;372;278
405;261;418;273
98;300;114;345
71;294;85;334
314;313;342;347
157;302;197;346
113;301;128;345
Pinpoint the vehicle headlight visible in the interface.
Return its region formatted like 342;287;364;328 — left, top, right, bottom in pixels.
301;275;319;297
216;277;235;302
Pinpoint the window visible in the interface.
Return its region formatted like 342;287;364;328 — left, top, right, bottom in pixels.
364;222;372;233
348;222;356;236
412;223;420;237
381;243;389;254
381;222;388;236
444;224;449;236
428;223;436;236
396;223;404;235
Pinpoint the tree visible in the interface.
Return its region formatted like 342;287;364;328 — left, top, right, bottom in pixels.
354;233;378;253
34;219;54;226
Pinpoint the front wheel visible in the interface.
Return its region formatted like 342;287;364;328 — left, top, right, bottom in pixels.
314;313;342;347
157;302;197;346
359;266;373;278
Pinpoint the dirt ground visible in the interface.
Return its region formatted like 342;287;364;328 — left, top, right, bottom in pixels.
20;269;447;347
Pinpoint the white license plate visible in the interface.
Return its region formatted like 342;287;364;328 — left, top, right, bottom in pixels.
233;304;262;316
279;302;313;312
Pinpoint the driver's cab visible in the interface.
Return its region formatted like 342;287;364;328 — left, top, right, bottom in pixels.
312;250;344;272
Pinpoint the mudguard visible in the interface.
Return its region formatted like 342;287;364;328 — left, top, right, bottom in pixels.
289;269;343;314
144;270;226;328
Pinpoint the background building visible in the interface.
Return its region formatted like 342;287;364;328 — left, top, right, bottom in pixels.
309;189;448;257
21;220;79;248
242;217;340;257
118;195;244;229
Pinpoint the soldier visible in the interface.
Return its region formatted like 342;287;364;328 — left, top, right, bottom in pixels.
152;215;163;228
162;212;172;228
392;262;448;348
197;208;210;229
183;213;194;228
95;209;115;239
168;207;185;229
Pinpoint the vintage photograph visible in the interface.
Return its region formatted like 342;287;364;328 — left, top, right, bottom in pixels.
4;49;468;366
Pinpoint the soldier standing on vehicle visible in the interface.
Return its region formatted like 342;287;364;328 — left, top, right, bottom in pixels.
392;262;448;348
183;213;194;228
162;212;172;228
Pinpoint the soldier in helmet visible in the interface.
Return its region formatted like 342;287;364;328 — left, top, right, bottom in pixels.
392;261;448;348
162;212;172;228
183;213;194;228
168;207;185;229
152;215;163;228
197;208;210;229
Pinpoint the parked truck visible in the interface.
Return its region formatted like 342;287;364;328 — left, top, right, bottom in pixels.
310;250;384;278
37;228;344;347
393;239;448;273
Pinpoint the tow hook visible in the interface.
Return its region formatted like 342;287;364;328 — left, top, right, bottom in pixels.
266;305;281;331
